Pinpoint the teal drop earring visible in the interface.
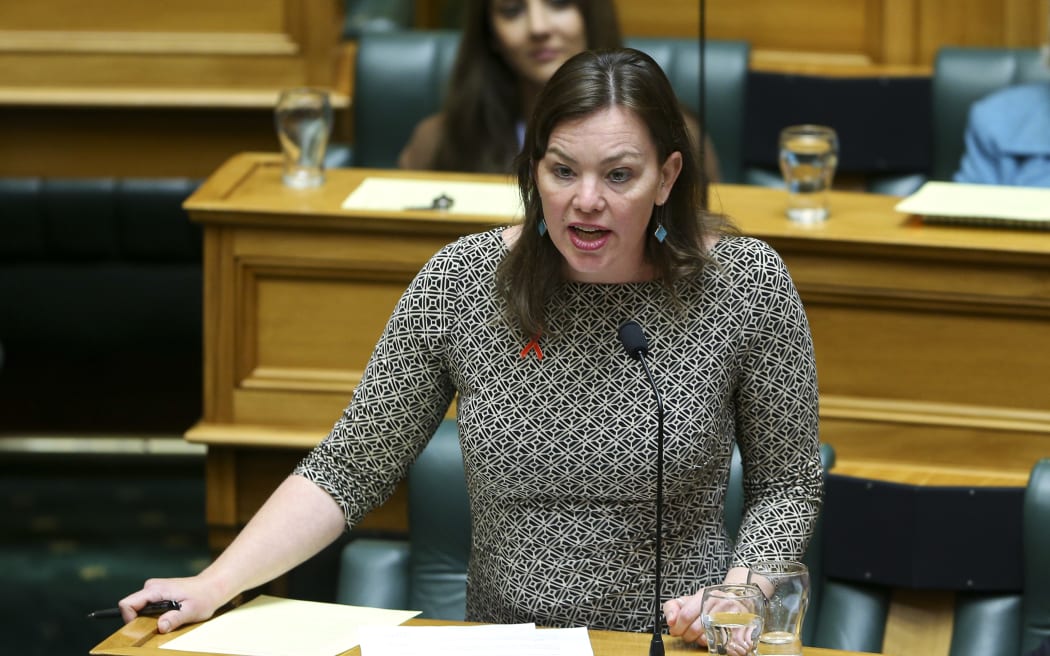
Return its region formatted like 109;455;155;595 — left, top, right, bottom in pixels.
654;223;667;243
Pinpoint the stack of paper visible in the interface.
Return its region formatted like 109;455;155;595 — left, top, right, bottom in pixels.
894;181;1050;230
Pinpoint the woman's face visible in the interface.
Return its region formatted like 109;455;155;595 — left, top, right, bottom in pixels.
534;105;683;284
490;0;587;89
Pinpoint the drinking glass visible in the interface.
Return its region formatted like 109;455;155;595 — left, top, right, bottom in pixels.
746;560;810;656
778;124;839;224
700;583;765;656
274;88;333;189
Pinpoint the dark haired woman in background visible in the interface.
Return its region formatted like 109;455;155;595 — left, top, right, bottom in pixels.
398;0;721;181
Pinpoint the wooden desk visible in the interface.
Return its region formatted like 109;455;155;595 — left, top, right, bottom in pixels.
183;152;1050;551
184;154;510;551
91;615;881;656
702;184;1050;489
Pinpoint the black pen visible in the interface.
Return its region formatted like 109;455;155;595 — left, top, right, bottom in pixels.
87;600;181;619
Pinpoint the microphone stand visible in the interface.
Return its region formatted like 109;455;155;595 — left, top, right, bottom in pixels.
636;350;666;656
699;0;708;210
618;320;666;656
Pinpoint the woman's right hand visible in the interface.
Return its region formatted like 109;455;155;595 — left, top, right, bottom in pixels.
118;574;231;634
115;475;347;634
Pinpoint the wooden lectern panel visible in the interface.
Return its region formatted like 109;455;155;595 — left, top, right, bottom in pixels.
184;153;1050;553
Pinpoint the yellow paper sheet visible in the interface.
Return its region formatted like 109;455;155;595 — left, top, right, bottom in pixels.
160;595;420;656
341;177;523;218
894;181;1050;226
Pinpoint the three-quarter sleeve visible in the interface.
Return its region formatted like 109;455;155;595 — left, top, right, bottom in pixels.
294;244;460;528
729;241;824;567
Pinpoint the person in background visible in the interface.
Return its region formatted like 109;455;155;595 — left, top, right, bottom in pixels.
953;12;1050;187
398;0;722;183
118;48;820;652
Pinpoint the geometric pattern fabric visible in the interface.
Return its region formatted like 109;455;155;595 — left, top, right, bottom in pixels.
297;228;823;632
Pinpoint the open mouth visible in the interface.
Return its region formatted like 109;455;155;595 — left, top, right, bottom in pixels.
569;225;610;251
571;226;608;240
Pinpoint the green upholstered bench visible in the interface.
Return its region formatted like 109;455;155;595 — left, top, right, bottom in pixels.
0;177;203;435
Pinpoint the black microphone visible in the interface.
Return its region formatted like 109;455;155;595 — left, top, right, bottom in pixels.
617;320;665;656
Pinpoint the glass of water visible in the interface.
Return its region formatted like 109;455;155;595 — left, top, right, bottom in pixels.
747;560;810;656
700;583;765;656
274;88;333;189
778;124;839;224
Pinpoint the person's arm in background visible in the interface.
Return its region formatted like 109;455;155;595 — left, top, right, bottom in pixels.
118;475;346;633
954;100;1003;185
398;113;445;170
683;110;723;183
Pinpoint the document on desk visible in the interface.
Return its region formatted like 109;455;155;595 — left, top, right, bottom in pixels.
159;595;420;656
895;181;1050;229
358;623;594;656
341;177;523;218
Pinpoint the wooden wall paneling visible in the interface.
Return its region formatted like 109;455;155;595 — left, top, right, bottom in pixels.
1004;0;1050;45
613;0;698;37
874;0;920;66
0;0;348;178
607;0;1047;71
0;0;286;32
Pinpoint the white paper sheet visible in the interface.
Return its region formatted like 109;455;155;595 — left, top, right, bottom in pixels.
894;181;1050;227
358;624;594;656
341;177;523;218
160;595;420;656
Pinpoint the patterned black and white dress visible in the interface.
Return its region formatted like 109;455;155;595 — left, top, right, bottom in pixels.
295;228;823;632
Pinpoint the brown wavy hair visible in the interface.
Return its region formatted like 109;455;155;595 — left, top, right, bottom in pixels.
495;48;734;338
431;0;622;173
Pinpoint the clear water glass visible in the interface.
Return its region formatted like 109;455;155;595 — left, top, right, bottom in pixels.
747;560;810;656
701;583;765;656
274;88;333;189
778;124;839;224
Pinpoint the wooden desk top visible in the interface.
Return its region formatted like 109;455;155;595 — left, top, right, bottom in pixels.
92;616;881;656
187;152;1050;261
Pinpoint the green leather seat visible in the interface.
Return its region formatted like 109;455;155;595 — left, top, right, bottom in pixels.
344;30;751;182
337;420;468;619
336;420;877;649
1021;458;1050;654
944;457;1050;656
349;30;460;169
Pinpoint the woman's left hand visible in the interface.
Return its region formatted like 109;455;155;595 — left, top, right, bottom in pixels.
664;567;754;648
663;592;708;646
